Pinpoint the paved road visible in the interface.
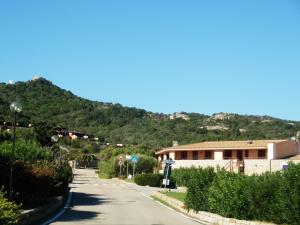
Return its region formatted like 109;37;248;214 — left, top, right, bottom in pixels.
49;169;204;225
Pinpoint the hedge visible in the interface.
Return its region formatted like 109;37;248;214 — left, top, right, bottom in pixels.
172;167;198;187
134;174;162;187
185;167;215;211
185;163;300;225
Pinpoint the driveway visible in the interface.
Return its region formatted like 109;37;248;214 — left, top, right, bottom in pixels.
48;169;204;225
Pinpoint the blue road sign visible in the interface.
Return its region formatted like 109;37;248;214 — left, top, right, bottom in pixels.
131;155;139;163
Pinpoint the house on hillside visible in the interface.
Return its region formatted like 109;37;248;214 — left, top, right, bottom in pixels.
156;139;300;175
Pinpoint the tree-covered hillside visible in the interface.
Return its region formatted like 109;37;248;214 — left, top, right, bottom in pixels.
1;78;299;150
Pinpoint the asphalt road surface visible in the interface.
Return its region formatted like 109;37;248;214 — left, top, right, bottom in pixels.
48;169;204;225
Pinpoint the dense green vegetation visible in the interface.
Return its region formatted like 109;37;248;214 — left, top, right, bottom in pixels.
0;190;21;225
0;129;73;212
134;174;162;187
1;78;300;152
98;146;157;178
173;165;300;225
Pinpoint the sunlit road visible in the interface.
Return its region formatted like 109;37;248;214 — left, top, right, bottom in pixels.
49;169;204;225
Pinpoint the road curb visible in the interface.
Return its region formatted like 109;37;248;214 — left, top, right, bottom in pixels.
18;197;64;225
152;192;275;225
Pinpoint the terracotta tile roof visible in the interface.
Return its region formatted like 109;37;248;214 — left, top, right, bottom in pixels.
155;140;286;154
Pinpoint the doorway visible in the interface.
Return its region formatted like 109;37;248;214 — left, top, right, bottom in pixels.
237;150;243;160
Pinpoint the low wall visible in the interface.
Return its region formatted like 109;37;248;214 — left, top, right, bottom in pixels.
171;159;300;175
244;159;300;175
172;160;231;169
18;196;63;225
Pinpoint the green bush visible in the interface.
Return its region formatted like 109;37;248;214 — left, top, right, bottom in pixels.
98;154;157;179
134;174;162;187
0;141;52;163
13;162;53;208
185;163;300;225
185;167;215;211
98;157;117;178
50;162;73;197
0;190;21;225
172;167;197;187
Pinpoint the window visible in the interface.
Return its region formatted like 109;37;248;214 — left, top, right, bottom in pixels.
245;150;249;158
181;151;187;160
204;151;212;159
224;150;232;159
192;151;198;160
258;150;266;159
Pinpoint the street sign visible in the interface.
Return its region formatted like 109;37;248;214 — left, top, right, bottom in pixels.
118;155;125;162
162;179;170;186
164;159;175;164
118;160;124;166
131;155;139;164
125;155;132;160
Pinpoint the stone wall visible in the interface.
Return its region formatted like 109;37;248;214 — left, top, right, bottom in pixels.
172;159;300;175
244;159;300;175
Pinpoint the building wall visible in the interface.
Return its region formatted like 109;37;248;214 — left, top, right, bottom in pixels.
170;159;300;175
244;159;300;175
275;140;298;159
172;160;231;170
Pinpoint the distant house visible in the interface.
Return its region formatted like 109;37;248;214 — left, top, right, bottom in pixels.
170;112;190;121
156;139;300;175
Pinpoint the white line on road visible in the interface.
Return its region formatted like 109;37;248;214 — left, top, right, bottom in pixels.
41;189;73;225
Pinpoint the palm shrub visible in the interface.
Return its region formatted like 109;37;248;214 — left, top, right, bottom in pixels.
0;190;21;225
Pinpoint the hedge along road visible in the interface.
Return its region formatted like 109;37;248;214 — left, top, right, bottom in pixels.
47;169;205;225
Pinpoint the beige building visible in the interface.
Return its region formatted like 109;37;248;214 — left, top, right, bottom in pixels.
156;139;300;175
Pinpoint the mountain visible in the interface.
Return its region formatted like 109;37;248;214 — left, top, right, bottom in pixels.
0;77;299;150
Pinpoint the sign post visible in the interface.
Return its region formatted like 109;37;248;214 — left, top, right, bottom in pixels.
163;159;175;189
125;155;131;178
131;155;139;180
118;155;124;177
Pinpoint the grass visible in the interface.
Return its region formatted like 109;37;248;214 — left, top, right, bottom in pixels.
124;178;134;183
151;195;177;210
161;191;186;202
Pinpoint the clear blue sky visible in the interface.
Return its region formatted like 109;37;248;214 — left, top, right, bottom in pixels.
1;1;300;120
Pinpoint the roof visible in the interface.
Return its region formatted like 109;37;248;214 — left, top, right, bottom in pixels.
288;154;300;160
155;140;286;155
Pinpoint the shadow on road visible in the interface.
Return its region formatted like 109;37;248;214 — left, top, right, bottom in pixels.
53;192;112;222
71;192;112;207
55;210;102;222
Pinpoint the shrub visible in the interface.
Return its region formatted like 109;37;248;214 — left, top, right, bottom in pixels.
185;163;300;225
0;190;21;225
134;155;157;174
134;174;162;187
185;167;215;211
50;162;73;197
0;141;52;163
98;157;117;178
13;162;54;208
207;170;254;219
172;167;197;187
